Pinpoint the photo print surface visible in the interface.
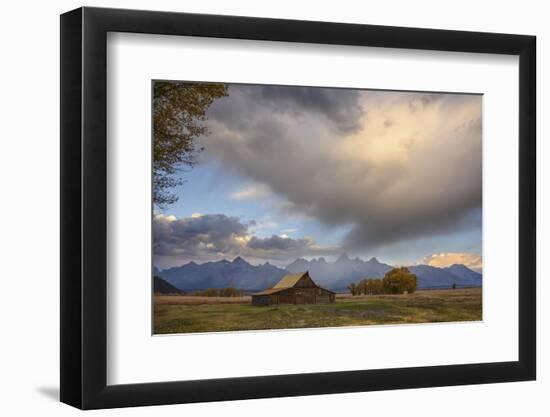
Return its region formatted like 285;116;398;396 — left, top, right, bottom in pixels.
152;81;482;335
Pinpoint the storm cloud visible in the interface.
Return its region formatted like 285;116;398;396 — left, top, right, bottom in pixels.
154;213;337;266
247;234;317;252
252;85;363;132
207;84;363;133
200;86;482;251
153;213;250;258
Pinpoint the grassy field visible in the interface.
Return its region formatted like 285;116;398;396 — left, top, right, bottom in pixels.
153;288;482;334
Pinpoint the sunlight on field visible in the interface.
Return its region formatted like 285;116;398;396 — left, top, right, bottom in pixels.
153;288;482;334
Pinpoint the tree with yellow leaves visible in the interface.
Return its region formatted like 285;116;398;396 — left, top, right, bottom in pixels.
382;267;417;294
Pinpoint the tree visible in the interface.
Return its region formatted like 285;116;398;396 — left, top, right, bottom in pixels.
203;288;220;297
357;279;367;295
365;278;384;295
347;282;358;295
382;267;417;294
349;278;385;295
153;81;228;206
222;287;238;297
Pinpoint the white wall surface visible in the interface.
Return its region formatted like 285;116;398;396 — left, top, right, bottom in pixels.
0;0;546;415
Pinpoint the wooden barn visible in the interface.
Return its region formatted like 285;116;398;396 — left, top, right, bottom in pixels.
251;271;335;306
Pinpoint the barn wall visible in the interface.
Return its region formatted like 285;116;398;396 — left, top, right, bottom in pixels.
251;295;270;306
295;274;316;288
316;294;330;303
274;288;294;304
316;288;335;304
252;278;336;305
295;288;316;304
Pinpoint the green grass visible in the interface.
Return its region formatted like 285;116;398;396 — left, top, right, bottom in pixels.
153;288;482;334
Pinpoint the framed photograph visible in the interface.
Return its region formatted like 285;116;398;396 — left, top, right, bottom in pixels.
60;6;536;409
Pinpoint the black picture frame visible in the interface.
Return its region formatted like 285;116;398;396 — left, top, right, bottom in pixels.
60;6;536;410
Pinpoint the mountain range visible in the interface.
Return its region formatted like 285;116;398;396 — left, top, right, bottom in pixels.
157;255;482;292
158;257;287;291
286;254;392;290
153;276;182;294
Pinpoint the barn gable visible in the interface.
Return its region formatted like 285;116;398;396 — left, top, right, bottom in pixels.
294;272;316;288
272;271;315;289
252;271;335;306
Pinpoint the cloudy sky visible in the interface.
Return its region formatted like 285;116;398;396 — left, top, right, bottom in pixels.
153;83;482;272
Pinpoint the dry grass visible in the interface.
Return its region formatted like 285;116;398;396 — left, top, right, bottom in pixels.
336;288;479;301
155;295;251;305
153;288;482;334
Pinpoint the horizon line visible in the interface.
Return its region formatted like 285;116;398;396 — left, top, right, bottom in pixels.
154;254;482;274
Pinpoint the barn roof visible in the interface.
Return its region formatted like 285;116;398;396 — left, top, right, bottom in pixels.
251;287;288;296
272;272;307;288
251;271;336;296
251;272;307;296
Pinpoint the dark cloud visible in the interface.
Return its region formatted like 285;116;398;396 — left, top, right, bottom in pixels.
207;84;364;133
153;214;250;257
246;234;337;260
253;85;363;132
248;235;313;251
153;214;337;264
200;87;482;252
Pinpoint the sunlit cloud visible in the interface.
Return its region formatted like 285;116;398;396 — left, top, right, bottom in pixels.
204;86;482;251
229;183;271;201
420;252;482;272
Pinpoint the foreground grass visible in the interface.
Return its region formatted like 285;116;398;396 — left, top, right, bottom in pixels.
154;288;482;334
